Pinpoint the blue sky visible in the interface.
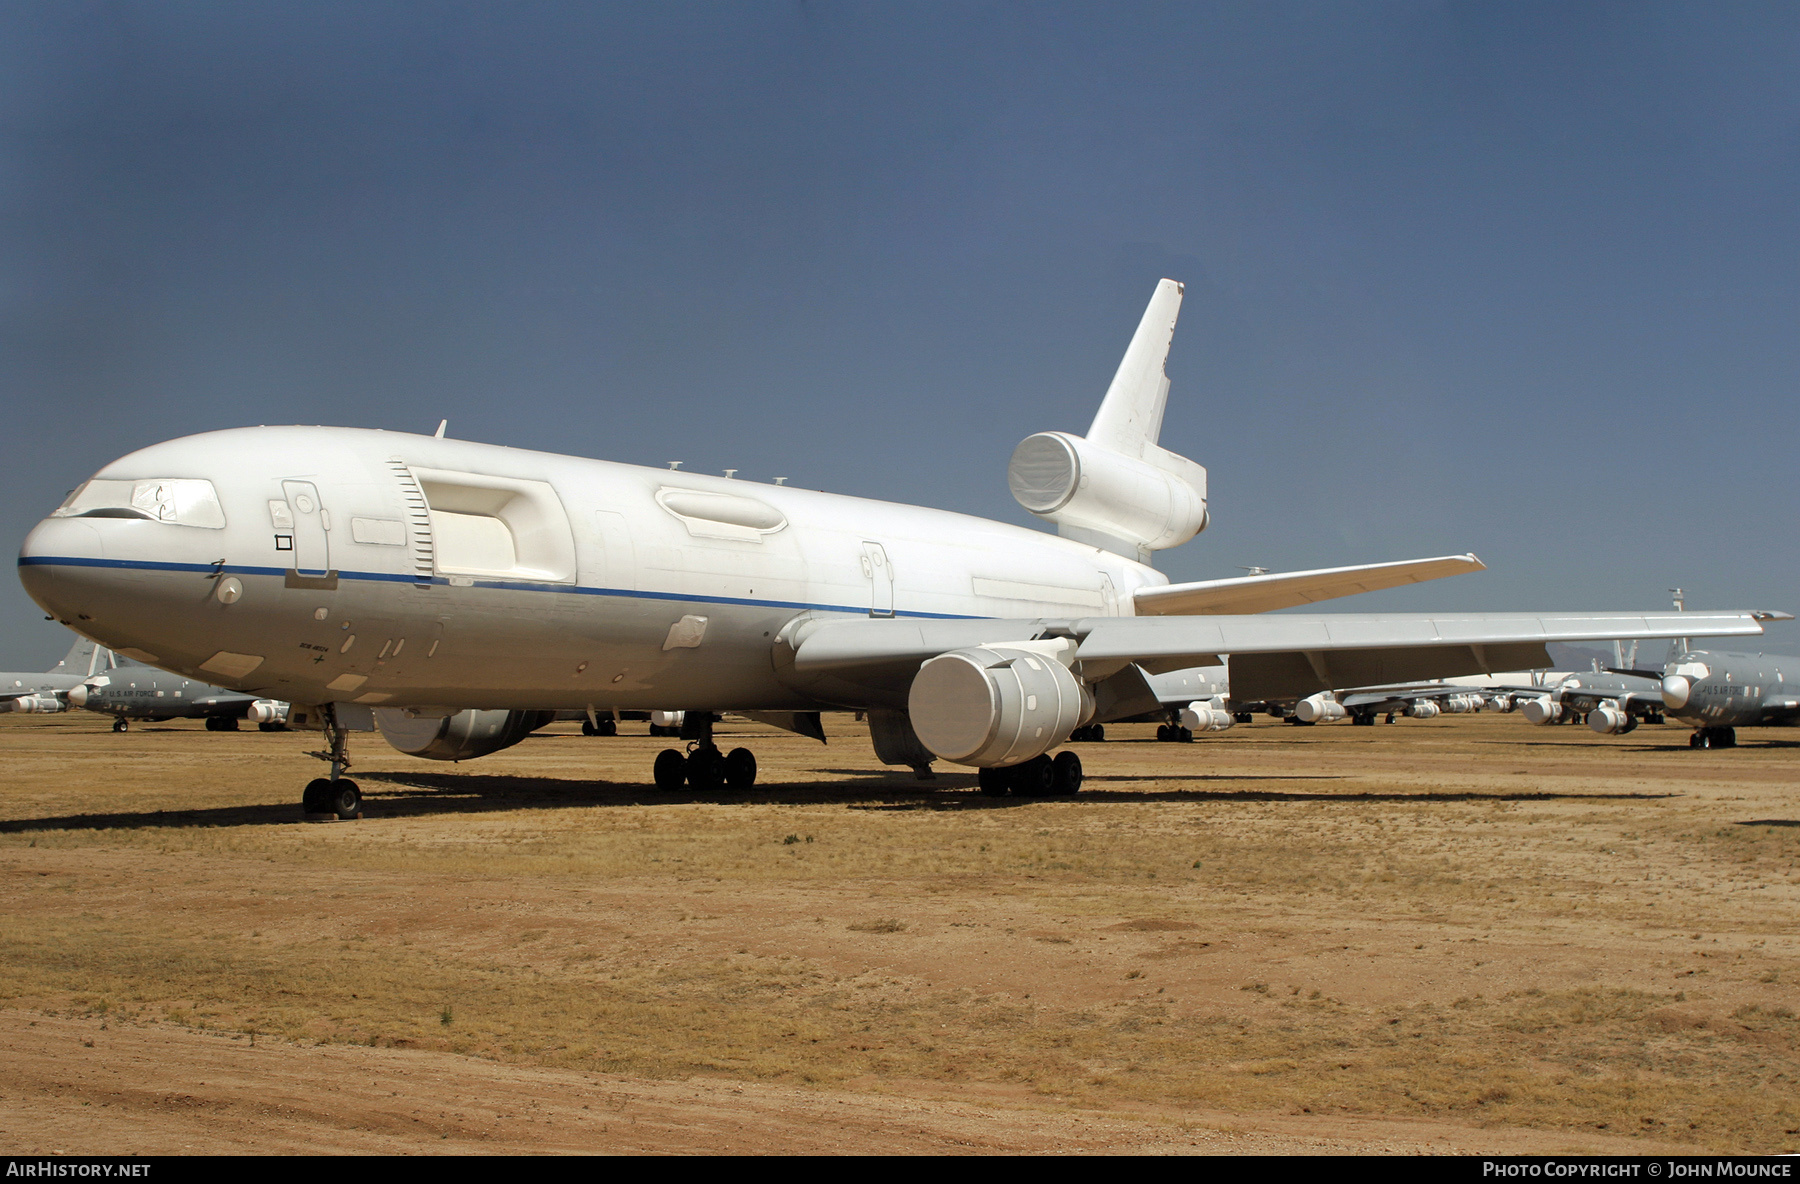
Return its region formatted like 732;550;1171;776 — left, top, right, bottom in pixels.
3;1;1796;667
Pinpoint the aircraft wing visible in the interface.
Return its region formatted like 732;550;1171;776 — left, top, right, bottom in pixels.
1131;554;1485;616
784;609;1782;706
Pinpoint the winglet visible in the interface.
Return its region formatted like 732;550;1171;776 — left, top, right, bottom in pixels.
1086;278;1183;458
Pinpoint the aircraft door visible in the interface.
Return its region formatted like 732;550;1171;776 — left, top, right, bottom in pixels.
280;480;332;577
861;541;894;618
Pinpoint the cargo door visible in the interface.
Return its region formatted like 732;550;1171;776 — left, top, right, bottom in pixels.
280;480;332;578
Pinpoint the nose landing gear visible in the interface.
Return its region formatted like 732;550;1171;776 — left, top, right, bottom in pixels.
111;718;129;733
302;705;362;820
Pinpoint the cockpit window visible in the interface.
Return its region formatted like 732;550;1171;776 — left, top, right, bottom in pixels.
53;479;226;529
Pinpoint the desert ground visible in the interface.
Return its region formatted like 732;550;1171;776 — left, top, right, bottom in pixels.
0;708;1795;1156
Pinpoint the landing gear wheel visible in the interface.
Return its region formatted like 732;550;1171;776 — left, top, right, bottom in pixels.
205;716;222;731
1721;727;1737;748
1011;755;1056;797
258;721;286;732
1051;750;1083;796
329;779;361;820
599;719;617;736
1690;730;1705;748
687;747;726;791
978;767;1010;797
724;747;757;789
653;748;687;789
1177;726;1194;743
112;718;129;733
1234;712;1254;724
581;719;597;736
302;778;335;814
1156;724;1171;742
1352;713;1375;726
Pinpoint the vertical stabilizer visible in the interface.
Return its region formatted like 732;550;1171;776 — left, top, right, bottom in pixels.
1086;278;1184;458
45;636;105;677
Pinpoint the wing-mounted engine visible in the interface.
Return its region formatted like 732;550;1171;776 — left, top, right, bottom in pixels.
8;694;66;714
374;707;555;761
907;642;1093;768
1294;694;1348;724
1008;278;1208;563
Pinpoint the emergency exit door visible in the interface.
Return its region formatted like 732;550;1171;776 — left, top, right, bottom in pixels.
280;480;332;578
861;541;894;618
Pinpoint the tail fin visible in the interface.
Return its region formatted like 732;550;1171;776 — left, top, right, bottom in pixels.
1007;279;1209;564
1087;278;1184;457
45;636;110;677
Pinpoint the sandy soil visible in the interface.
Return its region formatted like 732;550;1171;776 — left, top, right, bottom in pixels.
1;709;1795;1155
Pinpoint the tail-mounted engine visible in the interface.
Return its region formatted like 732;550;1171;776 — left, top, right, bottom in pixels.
908;645;1093;768
374;708;555;761
1008;432;1208;560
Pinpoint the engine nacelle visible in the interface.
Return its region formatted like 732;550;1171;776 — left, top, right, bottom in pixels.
1441;694;1481;714
247;700;289;724
908;645;1093;768
1586;702;1638;736
1405;700;1441;720
1293;694;1348;724
1180;700;1235;732
1008;432;1207;556
9;694;65;714
1490;695;1516;713
650;710;685;730
1520;697;1561;725
374;708;555;761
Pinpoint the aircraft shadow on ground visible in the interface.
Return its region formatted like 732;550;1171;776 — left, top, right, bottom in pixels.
0;770;1680;832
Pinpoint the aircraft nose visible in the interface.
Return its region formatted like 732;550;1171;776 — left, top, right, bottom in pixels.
17;516;110;622
1661;675;1691;708
67;682;90;707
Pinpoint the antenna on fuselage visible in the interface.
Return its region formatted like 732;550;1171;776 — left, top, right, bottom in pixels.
1670;587;1690;660
434;420;448;438
668;461;684;471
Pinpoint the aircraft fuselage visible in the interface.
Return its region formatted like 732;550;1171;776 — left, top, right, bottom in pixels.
19;426;1158;716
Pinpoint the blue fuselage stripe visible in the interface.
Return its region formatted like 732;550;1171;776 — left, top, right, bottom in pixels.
17;554;983;621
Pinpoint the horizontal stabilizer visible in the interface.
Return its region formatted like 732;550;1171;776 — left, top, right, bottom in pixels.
1131;554;1486;616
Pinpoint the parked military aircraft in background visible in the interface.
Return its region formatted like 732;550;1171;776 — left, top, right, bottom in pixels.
17;279;1785;818
1658;650;1798;747
0;636;118;714
68;667;289;732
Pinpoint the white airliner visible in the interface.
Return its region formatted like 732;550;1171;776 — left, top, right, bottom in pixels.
16;280;1782;817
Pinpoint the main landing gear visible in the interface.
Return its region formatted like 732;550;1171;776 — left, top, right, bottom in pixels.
978;751;1082;797
204;715;240;731
301;705;362;820
581;717;618;736
1156;724;1193;742
652;713;758;791
111;718;129;733
1068;723;1106;742
1690;726;1737;749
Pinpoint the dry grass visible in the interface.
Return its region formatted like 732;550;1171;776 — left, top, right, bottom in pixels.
2;710;1799;1150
